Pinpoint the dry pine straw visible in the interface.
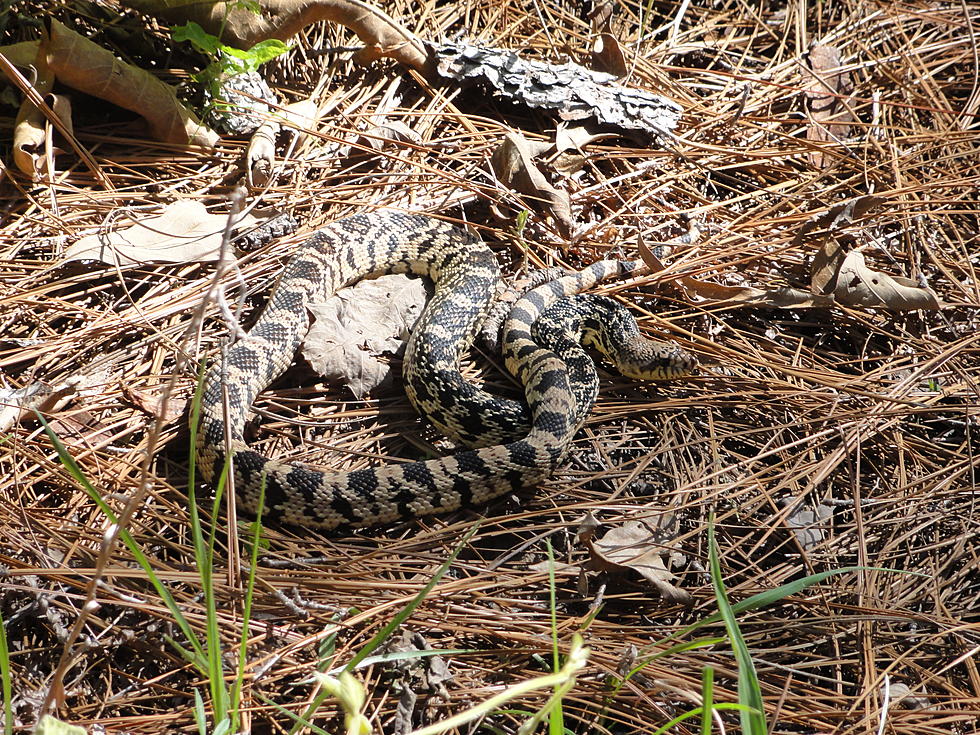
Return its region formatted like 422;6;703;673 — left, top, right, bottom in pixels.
1;0;979;732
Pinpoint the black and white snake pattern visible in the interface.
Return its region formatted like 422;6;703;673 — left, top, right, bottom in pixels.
197;210;695;529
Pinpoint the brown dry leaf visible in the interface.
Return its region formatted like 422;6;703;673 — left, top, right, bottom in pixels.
638;237;836;308
362;120;422;150
65;201;259;265
43;19;217;148
588;1;614;33
794;195;886;249
527;560;581;575
800;197;941;309
887;682;931;711
0;371;110;433
247;99;321;186
585;519;691;604
491;131;574;238
805;44;856;168
551;125;615;175
805;196;879;294
834;250;942;309
121;386;185;424
0;381;67;432
13;93;70;179
781;496;833;551
303;274;429;397
638;198;936;311
591;33;627;77
0;40;40;67
9;39;56;179
553;124;615;153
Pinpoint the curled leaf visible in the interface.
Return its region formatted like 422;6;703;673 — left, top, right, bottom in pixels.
834;250;941;309
43;19;218;147
584;519;691;604
491;131;574;238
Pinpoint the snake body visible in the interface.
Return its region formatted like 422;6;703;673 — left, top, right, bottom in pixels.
197;211;695;529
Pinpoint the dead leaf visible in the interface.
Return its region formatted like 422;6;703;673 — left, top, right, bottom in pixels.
584;519;692;604
362;120;422;149
126;0;428;70
805;44;856;168
550;125;616;175
121;386;185;423
834;250;941;309
887;682;931;710
638;233;836;308
0;381;65;432
781;497;833;551
798;198;941;309
588;1;614;34
247;121;277;187
592;33;627;77
10;40;56;179
492;131;574;238
13;93;70;180
553;124;615;154
527;560;581;575
0;372;109;432
637;199;937;311
42;19;218;148
0;40;41;67
793;196;886;247
303;274;429;397
65;201;261;265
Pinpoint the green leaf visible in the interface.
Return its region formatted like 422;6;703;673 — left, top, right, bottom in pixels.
246;39;290;67
172;22;223;56
230;0;262;13
35;716;86;735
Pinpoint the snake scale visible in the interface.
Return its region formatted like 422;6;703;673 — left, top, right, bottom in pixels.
197;210;696;529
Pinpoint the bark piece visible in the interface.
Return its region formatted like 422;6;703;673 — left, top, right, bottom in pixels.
433;41;681;141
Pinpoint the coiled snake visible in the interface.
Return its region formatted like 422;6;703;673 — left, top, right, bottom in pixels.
197;211;695;529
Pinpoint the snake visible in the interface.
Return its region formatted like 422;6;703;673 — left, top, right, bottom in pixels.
196;210;696;529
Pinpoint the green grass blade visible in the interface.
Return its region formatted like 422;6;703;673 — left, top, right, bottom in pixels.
700;666;714;735
186;367;230;725
649;703;749;735
343;523;481;672
0;608;12;735
707;517;766;734
230;477;267;728
37;414;206;667
642;564;920;660
545;539;564;735
193;688;207;735
262;694;332;735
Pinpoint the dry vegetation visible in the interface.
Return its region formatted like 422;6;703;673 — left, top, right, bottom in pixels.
1;0;979;733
